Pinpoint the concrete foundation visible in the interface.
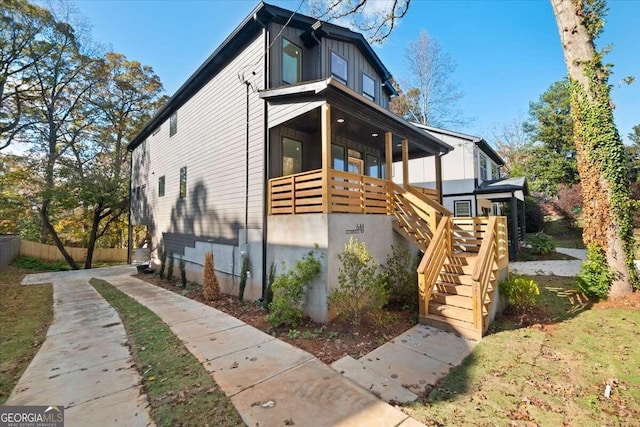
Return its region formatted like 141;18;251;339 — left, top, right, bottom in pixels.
267;214;414;323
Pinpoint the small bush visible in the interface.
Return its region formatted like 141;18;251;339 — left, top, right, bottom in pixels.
158;249;167;279
267;249;322;328
577;244;613;299
526;232;556;255
262;262;276;309
202;251;220;301
329;237;388;325
15;256;69;271
499;274;539;313
238;254;250;302
166;251;175;281
381;244;418;310
178;257;187;287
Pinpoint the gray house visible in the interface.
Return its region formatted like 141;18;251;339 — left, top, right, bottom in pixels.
128;2;509;339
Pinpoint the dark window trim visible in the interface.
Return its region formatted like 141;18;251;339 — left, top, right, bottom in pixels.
158;175;165;197
152;126;161;136
170;112;177;137
282;37;302;85
365;153;379;177
179;166;187;198
331;143;346;171
454;200;472;217
362;72;375;101
330;50;348;84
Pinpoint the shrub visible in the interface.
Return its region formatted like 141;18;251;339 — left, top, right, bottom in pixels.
499;274;539;313
178;257;187;287
524;195;545;233
15;256;69;271
166;250;175;281
202;251;220;301
158;249;167;279
262;261;276;308
238;254;250;302
267;249;322;328
381;244;418;310
526;232;555;255
577;244;613;299
329;237;388;325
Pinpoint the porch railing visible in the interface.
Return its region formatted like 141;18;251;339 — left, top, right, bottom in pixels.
268;169;391;215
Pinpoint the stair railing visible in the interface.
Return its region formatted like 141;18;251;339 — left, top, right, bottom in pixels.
417;216;452;320
471;216;498;331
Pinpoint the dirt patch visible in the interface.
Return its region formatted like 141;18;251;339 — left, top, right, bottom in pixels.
594;291;640;310
134;274;416;364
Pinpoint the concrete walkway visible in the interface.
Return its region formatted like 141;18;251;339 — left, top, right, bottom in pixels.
11;266;153;426
103;273;423;427
509;247;587;277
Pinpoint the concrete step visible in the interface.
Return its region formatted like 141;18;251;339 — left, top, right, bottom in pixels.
331;356;418;404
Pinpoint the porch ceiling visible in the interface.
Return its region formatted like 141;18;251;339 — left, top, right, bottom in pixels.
260;78;453;160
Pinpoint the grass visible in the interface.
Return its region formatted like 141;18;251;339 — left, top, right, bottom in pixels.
516;247;576;262
90;278;244;427
0;265;53;404
405;276;640;425
14;256;70;271
542;220;585;249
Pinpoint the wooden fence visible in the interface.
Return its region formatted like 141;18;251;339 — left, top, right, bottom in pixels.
20;240;127;263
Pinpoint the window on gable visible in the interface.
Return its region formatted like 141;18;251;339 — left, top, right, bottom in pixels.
479;155;488;181
491;164;499;180
158;175;165;197
454;200;472;217
179;166;187;198
282;38;302;84
362;73;375;100
170;112;177;137
331;51;348;84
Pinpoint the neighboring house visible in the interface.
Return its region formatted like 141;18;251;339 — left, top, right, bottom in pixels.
127;2;508;339
393;124;528;259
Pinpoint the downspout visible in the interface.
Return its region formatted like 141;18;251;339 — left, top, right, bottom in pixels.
310;25;322;78
254;14;269;299
126;149;133;264
244;80;250;247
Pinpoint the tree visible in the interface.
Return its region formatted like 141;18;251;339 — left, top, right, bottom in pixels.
523;79;578;194
490;119;533;178
0;0;54;149
390;30;468;128
627;124;640;182
551;0;638;297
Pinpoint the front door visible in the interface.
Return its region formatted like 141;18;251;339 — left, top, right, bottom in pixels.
347;156;363;174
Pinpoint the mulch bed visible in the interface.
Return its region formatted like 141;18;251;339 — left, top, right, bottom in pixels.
133;273;417;364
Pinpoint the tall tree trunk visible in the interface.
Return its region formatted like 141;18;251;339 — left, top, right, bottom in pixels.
39;199;80;270
84;206;102;269
551;0;637;297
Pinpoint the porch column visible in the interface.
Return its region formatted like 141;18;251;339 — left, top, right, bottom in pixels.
385;132;393;181
435;153;443;204
520;198;526;238
402;139;409;188
321;103;332;213
510;195;518;260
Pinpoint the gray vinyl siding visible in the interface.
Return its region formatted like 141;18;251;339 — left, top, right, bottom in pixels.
321;38;386;108
131;33;266;255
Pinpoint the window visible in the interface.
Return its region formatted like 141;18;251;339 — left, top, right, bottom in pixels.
479;155;488;180
347;149;362;174
492;202;502;216
282;137;302;176
454;200;472;217
491;163;499;180
331;51;348;83
158;176;165;197
179;167;187;198
170;112;177;137
332;144;345;171
362;73;375;100
366;154;379;178
282;38;302;84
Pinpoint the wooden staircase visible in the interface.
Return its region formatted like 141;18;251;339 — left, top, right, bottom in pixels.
390;184;509;340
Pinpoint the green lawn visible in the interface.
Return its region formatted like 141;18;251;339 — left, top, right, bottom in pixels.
542;219;585;249
0;265;53;404
405;276;640;425
91;279;244;427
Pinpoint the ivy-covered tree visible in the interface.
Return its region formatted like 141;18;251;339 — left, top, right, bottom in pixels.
627;124;640;182
551;0;638;297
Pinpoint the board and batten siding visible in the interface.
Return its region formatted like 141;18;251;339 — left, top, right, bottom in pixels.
131;32;266;257
269;24;321;87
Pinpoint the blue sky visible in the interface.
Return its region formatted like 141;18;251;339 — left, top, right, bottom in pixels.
71;0;639;143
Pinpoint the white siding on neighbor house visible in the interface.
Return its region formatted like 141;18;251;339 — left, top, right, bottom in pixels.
131;33;266;257
444;195;477;218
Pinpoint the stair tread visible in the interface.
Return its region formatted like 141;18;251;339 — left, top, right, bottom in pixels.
431;293;473;309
